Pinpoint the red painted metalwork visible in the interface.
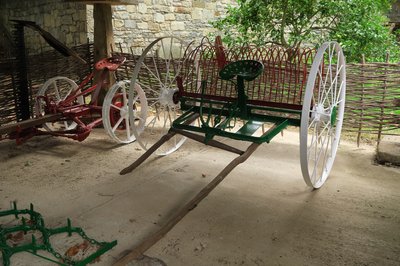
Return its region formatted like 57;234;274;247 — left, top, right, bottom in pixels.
180;38;315;110
2;56;127;143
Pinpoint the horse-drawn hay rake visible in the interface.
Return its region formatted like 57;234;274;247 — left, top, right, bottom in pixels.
114;36;346;264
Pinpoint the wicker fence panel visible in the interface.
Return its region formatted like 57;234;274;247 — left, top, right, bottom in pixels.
27;43;93;96
0;43;93;127
1;41;399;143
345;61;400;142
0;59;17;126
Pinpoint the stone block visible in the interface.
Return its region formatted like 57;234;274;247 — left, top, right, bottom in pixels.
148;22;160;31
171;21;185;31
137;22;149;29
113;19;124;28
206;2;217;10
62;15;73;25
125;20;136;28
377;136;400;166
127;5;137;13
191;8;202;20
160;22;170;31
164;13;175;21
141;14;152;21
175;7;191;14
154;13;165;23
193;0;205;8
138;3;147;13
203;9;214;20
43;14;54;27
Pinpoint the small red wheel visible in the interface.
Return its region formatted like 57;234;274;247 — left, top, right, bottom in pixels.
109;93;133;130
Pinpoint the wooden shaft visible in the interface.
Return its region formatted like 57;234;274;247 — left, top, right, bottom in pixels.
119;131;176;175
120;114;199;175
171;128;244;155
113;141;262;266
0;114;62;135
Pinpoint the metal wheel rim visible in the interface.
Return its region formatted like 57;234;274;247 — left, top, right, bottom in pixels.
102;80;147;144
300;42;346;188
128;36;191;155
35;76;83;132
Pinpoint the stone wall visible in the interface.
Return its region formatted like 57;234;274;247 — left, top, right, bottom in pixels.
86;0;236;54
0;0;235;55
0;0;87;54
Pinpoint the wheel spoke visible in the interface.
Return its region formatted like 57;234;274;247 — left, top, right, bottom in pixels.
111;104;122;111
137;80;160;96
142;62;164;90
112;117;124;132
125;116;131;139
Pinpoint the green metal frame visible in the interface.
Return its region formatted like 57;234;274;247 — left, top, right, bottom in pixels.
173;102;300;143
173;59;301;144
0;202;117;266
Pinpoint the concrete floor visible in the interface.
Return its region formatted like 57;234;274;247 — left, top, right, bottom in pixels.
0;129;399;266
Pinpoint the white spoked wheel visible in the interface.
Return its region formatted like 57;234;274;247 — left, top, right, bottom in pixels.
129;36;192;155
300;42;346;189
35;76;84;132
102;80;147;144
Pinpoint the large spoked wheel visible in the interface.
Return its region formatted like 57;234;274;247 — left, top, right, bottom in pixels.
129;36;191;155
102;80;147;144
300;42;346;189
35;76;84;132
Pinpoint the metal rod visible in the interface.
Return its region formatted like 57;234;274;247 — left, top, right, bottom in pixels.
171;128;244;155
113;140;262;266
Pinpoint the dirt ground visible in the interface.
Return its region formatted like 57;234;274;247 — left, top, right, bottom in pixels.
0;128;399;266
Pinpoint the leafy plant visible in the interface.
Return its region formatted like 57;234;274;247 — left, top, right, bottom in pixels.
212;0;399;62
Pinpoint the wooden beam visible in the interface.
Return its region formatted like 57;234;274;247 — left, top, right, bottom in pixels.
0;114;62;135
66;0;138;5
93;3;114;64
93;3;115;101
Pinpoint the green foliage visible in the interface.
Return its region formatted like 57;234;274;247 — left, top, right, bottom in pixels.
212;0;399;62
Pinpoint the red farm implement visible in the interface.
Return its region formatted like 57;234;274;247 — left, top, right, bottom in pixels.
0;55;147;144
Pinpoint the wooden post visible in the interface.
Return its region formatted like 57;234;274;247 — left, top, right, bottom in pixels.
93;4;114;64
356;54;366;147
93;3;115;102
377;52;390;145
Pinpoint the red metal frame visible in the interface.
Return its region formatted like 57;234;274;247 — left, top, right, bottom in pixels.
2;56;126;143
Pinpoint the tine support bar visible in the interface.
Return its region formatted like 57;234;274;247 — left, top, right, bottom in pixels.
113;140;263;266
171;128;244;155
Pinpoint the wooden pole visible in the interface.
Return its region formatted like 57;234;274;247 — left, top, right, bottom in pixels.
356;54;366;147
120;131;177;175
120;114;199;175
113;140;262;266
93;4;114;64
93;3;115;102
377;52;390;145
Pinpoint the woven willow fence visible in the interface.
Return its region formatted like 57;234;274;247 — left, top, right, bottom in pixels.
111;46;400;144
345;57;400;144
0;43;93;126
1;42;399;145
